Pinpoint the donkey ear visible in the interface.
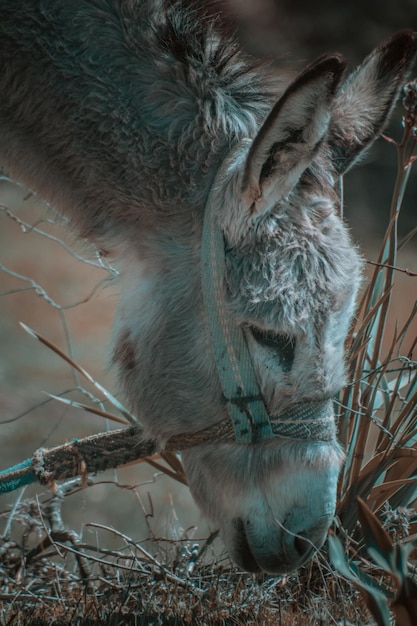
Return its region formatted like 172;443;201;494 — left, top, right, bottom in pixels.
329;30;417;175
241;55;346;217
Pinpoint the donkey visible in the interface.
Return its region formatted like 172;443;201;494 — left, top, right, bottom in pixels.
0;0;415;575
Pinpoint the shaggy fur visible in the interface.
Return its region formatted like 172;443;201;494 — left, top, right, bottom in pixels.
0;0;415;574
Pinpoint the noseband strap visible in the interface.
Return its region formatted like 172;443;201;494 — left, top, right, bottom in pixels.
269;399;336;441
200;144;336;444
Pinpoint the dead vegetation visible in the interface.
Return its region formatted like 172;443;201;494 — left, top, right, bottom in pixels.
0;487;370;626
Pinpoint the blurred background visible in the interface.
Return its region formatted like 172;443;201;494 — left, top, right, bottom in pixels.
221;0;417;237
1;0;416;556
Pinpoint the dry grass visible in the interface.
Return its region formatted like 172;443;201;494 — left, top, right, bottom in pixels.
0;490;370;625
329;80;417;625
1;84;417;625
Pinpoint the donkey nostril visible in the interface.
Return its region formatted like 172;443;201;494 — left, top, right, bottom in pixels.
294;534;313;559
231;517;260;572
283;511;332;566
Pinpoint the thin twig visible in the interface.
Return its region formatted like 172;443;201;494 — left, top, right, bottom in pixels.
366;260;417;276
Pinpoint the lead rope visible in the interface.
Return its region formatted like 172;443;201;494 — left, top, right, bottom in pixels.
200;143;273;444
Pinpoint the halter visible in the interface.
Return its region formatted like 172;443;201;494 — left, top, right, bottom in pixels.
199;142;336;445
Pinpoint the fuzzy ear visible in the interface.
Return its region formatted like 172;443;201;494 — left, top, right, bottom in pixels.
241;55;346;217
329;30;417;175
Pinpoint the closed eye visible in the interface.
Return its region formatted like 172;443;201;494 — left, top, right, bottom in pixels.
250;327;296;372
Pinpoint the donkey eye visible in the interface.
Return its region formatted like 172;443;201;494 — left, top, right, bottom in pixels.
250;327;296;372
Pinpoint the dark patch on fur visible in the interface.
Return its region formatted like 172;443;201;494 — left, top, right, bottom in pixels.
376;30;417;81
259;128;305;182
113;330;137;372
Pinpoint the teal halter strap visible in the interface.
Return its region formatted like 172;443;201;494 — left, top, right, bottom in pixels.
201;144;273;444
200;143;337;445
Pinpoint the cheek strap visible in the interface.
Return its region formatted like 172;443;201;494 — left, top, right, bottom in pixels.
201;143;273;444
200;142;336;444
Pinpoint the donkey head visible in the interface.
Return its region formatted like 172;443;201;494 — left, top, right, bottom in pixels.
179;32;417;574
